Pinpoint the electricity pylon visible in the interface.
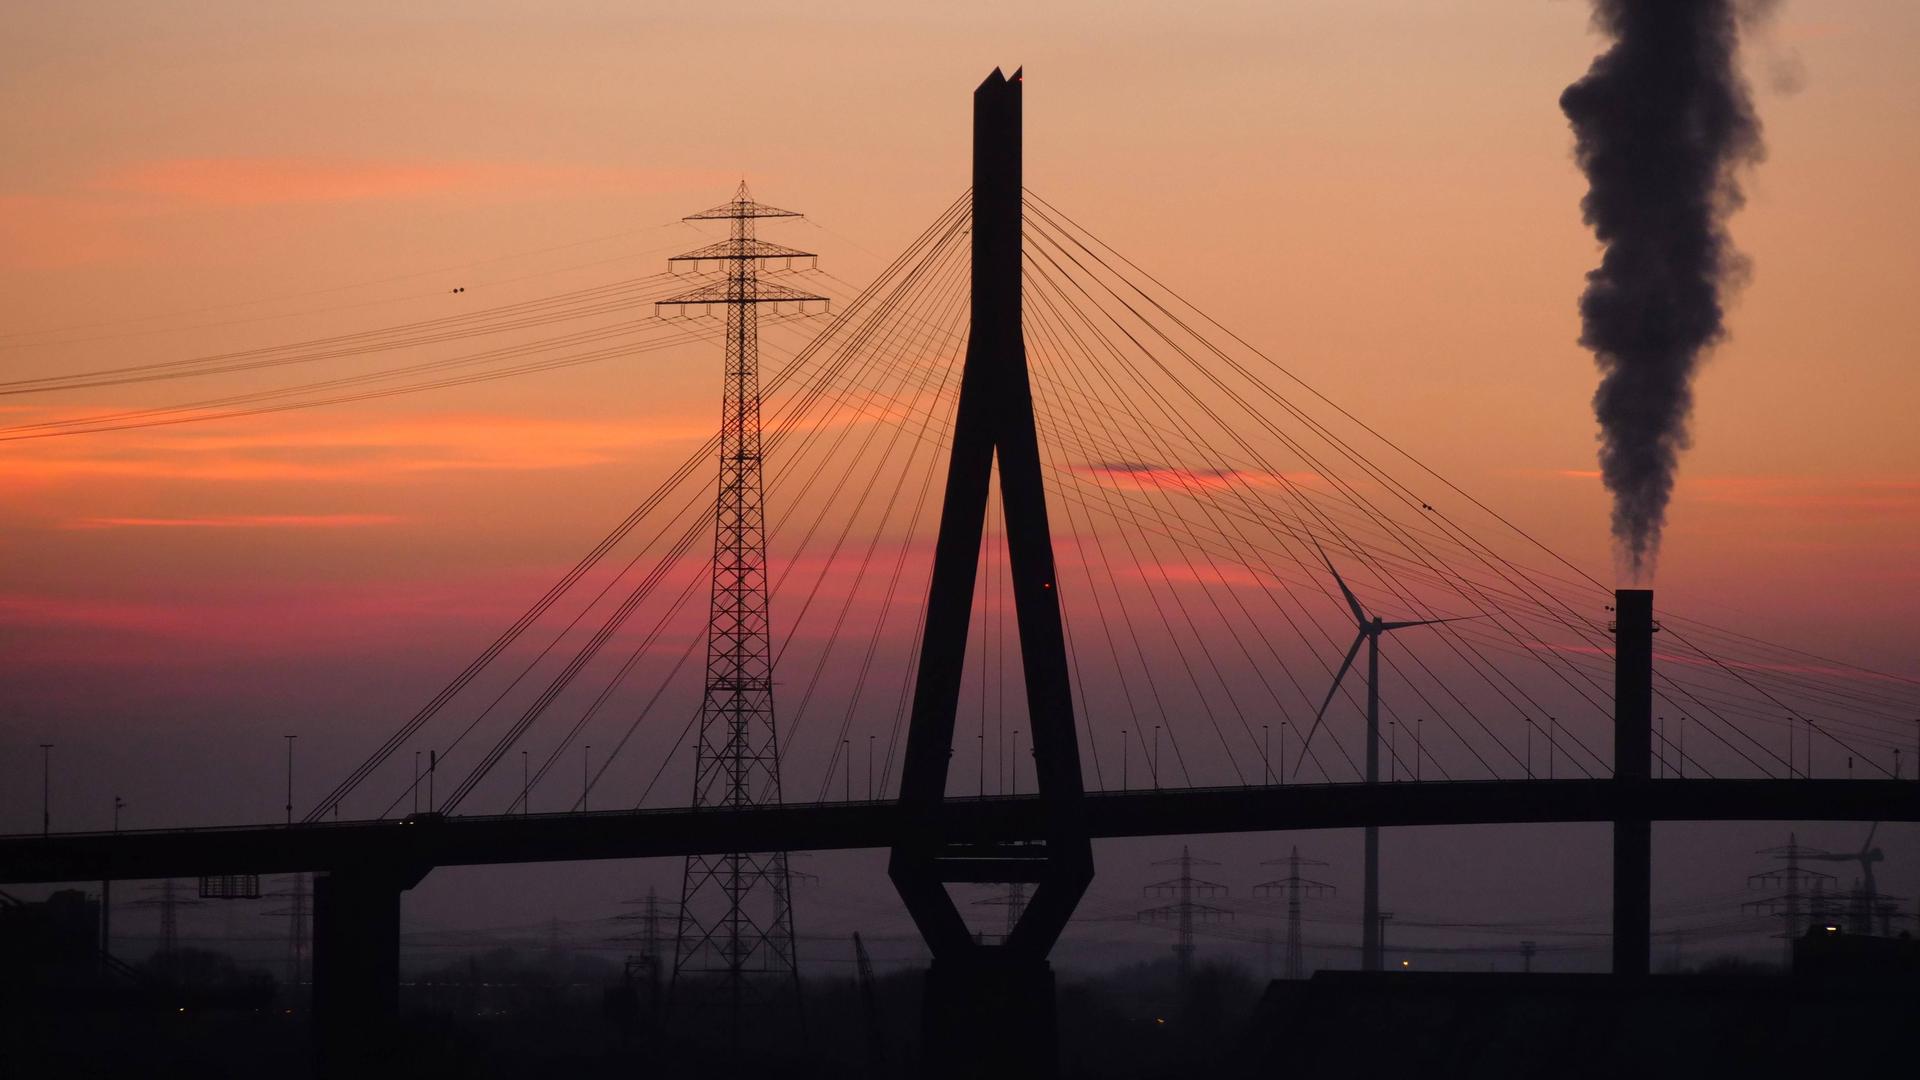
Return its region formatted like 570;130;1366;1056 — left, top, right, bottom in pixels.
1744;833;1837;965
262;873;310;1004
1254;846;1335;980
1295;545;1471;971
973;881;1030;941
658;184;826;1039
1138;846;1230;980
135;878;201;981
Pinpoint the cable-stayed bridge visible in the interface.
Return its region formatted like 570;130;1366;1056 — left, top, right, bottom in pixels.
4;71;1917;1074
6;780;1912;885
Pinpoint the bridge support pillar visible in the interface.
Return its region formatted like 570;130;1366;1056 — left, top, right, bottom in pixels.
1612;588;1653;976
890;68;1090;1080
921;952;1056;1080
312;865;426;1069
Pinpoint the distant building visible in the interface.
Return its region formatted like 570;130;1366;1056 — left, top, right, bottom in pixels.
0;888;101;991
1792;923;1920;979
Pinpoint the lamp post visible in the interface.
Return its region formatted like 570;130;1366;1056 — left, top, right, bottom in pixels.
104;795;123;964
39;743;53;836
1010;730;1020;796
283;735;297;827
522;751;530;815
583;745;591;812
867;735;875;801
1263;724;1270;787
1153;725;1161;789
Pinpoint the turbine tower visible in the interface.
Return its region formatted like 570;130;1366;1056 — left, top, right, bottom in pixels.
658;183;826;1037
1295;547;1469;971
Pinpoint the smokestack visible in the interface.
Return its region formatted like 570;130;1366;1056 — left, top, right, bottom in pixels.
1561;1;1772;578
1613;589;1654;783
1612;587;1654;976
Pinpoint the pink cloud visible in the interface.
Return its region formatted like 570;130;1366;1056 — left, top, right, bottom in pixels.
0;570;564;659
1526;469;1920;517
1115;559;1267;589
0;413;712;490
1688;475;1920;515
92;158;724;207
0;194;147;270
1074;461;1319;493
1518;638;1916;686
63;513;400;530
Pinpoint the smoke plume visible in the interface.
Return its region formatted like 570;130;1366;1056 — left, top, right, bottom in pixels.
1560;0;1773;579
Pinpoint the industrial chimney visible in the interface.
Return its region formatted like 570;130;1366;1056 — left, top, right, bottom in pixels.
1612;588;1654;976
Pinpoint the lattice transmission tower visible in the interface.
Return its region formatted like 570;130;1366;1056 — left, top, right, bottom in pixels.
262;873;309;1004
656;184;826;1032
1138;847;1230;980
1253;846;1335;980
1743;833;1838;965
613;886;667;1017
135;878;200;981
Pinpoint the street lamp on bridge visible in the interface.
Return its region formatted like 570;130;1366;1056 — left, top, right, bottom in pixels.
39;743;53;836
283;735;297;827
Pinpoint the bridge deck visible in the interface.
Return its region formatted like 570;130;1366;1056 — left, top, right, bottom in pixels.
1;778;1914;886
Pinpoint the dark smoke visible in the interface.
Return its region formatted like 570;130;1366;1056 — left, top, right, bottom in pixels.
1560;0;1773;579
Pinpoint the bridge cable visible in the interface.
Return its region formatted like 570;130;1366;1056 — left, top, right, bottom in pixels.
310;194;972;817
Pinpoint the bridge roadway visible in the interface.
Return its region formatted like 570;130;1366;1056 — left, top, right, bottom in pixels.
3;777;1915;886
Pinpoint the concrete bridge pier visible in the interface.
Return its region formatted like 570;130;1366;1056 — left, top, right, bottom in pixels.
922;950;1057;1079
312;863;428;1069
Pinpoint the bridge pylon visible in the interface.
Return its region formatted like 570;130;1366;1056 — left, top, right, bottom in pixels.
889;68;1093;1079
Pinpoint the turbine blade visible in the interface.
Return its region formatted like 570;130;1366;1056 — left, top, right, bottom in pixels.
1292;632;1365;779
1313;542;1368;625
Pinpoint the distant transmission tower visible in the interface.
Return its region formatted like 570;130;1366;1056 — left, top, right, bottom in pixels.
972;881;1030;941
1254;846;1335;980
658;184;826;1034
263;873;310;1002
135;878;200;980
1743;833;1837;965
1138;846;1230;979
614;887;667;1012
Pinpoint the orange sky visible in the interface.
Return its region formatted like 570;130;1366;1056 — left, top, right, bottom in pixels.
2;2;1917;960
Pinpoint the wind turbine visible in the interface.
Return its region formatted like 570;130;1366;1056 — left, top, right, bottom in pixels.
1802;823;1892;934
1294;545;1474;971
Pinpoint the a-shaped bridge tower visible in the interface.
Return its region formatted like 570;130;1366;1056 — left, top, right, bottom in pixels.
888;68;1094;1079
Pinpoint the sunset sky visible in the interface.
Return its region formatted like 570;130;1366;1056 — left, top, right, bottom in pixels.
3;2;1917;971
